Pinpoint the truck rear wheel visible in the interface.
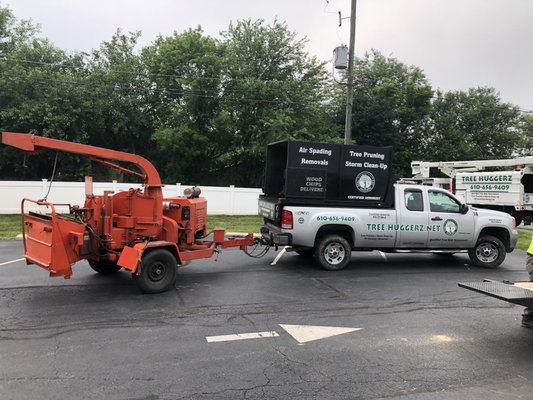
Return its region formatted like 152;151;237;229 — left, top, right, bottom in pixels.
468;235;505;269
315;235;351;271
133;249;177;293
88;260;121;275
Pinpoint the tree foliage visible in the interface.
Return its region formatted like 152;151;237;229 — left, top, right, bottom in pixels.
218;19;334;186
0;4;530;186
143;27;231;184
330;50;433;177
420;88;523;161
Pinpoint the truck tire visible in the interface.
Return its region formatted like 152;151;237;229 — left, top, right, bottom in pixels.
88;260;122;275
314;235;351;271
468;235;505;269
132;249;177;293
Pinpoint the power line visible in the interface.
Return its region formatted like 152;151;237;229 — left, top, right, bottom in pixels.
1;57;320;85
1;58;532;115
0;71;328;107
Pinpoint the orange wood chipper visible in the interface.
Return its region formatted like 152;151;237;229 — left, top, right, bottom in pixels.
1;132;260;293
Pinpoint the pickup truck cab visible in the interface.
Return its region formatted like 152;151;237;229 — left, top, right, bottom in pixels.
260;184;518;271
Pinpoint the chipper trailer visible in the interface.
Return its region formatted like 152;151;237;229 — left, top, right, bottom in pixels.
1;132;262;293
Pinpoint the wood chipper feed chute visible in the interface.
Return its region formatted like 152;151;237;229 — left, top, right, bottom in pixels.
22;199;88;278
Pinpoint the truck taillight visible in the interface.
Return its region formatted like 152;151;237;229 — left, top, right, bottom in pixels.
281;210;293;230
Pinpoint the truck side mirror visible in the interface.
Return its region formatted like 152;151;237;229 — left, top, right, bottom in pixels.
461;204;469;214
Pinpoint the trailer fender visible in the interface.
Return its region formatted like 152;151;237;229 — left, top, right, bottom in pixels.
117;242;181;273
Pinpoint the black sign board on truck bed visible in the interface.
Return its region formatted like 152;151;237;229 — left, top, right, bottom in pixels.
262;140;394;208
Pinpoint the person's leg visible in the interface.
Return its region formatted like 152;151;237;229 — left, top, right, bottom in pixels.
522;256;533;328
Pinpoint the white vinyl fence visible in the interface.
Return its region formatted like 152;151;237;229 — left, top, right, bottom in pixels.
0;180;262;215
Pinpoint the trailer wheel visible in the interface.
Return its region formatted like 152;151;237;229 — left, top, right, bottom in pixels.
132;249;177;294
88;260;121;275
314;235;351;271
468;235;505;269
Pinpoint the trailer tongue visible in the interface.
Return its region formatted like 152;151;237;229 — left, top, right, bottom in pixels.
2;132;261;293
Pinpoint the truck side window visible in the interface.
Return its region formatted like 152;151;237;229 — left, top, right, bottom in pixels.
429;191;460;213
405;190;423;211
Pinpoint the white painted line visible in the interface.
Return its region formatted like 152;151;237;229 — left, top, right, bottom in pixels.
270;246;287;265
0;258;25;267
279;324;362;344
206;331;279;343
379;251;387;261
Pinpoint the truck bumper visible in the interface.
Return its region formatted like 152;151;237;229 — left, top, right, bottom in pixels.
260;224;292;246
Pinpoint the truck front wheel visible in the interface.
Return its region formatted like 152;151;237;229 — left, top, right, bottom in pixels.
315;235;351;271
132;249;177;293
468;235;505;269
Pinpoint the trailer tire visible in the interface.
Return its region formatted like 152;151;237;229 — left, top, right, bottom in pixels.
133;249;177;294
314;235;351;271
468;235;506;269
88;260;122;275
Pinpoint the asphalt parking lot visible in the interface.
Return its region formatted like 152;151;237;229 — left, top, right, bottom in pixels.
1;240;533;400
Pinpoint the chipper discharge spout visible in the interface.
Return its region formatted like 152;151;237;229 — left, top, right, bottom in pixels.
1;132;263;293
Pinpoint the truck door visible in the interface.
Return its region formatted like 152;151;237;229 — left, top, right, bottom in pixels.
427;190;475;248
397;188;429;248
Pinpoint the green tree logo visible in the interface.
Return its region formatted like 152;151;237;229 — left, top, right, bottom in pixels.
443;219;458;236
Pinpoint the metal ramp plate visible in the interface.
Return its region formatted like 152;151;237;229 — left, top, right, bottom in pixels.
459;281;533;308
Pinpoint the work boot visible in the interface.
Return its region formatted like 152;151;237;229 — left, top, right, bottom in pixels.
522;314;533;329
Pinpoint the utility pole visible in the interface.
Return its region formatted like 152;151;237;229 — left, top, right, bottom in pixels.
344;0;357;145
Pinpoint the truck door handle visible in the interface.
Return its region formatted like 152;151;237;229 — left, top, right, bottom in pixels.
431;217;443;221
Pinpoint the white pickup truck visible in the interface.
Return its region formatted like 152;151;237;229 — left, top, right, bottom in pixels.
259;184;518;271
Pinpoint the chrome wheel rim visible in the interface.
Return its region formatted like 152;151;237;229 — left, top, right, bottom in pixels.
475;242;498;263
323;242;345;265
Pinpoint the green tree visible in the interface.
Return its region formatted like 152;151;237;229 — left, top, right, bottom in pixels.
331;50;433;178
143;27;231;184
85;30;156;179
145;20;334;187
517;113;533;155
220;19;334;186
0;5;90;180
421;88;523;162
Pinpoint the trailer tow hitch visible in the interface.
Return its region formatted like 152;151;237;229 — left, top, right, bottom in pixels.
243;236;271;258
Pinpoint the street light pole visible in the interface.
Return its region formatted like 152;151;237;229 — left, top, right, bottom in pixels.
344;0;357;145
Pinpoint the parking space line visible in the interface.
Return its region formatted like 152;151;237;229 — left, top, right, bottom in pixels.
0;258;25;267
379;251;387;261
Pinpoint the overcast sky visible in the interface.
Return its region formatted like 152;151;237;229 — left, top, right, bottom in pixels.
5;0;533;111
